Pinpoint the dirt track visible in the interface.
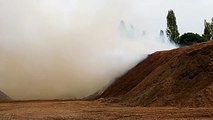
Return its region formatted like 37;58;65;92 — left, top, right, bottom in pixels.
0;100;213;120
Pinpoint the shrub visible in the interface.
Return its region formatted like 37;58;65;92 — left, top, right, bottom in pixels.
178;32;207;46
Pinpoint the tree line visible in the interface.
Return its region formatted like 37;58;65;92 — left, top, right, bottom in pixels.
163;10;213;46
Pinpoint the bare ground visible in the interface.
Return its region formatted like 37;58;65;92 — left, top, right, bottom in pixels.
0;100;213;120
1;42;213;120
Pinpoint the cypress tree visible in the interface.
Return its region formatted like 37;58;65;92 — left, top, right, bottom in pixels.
203;19;211;40
166;10;180;43
203;18;213;40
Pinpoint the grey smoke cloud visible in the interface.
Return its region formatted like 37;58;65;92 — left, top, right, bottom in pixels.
0;0;211;100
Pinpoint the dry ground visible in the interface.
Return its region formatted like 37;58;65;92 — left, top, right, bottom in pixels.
0;100;213;120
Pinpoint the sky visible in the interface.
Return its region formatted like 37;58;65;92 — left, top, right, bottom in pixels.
0;0;212;100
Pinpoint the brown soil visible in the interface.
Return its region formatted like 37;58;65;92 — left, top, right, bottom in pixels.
0;100;213;120
100;41;213;107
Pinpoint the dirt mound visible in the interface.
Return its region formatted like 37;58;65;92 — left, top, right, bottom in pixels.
100;41;213;107
0;91;11;101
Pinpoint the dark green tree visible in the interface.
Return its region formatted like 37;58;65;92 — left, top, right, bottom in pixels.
210;18;213;40
203;19;211;40
203;18;213;40
179;32;207;46
166;10;180;43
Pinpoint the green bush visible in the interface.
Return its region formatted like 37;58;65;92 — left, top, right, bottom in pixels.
178;32;207;46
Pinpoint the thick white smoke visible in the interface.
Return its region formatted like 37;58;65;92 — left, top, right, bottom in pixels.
0;0;212;100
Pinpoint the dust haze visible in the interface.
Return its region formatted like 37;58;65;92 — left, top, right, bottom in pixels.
0;0;212;100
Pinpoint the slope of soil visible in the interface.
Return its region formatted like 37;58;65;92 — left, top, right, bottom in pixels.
100;41;213;107
0;90;11;101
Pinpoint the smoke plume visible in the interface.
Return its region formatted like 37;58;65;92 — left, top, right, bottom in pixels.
0;0;211;100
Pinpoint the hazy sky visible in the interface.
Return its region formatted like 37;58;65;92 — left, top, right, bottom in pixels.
0;0;212;100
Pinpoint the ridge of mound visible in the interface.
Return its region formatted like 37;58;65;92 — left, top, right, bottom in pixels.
100;41;213;107
0;90;11;101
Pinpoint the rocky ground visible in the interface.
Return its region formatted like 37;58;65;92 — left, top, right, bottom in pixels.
0;100;213;120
